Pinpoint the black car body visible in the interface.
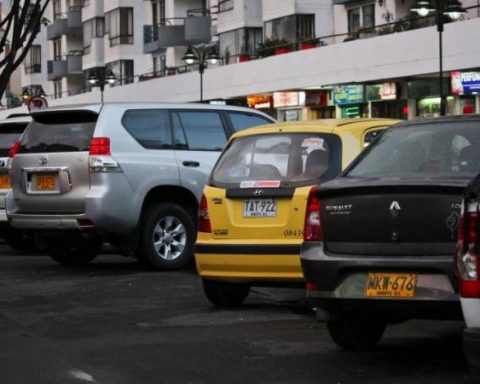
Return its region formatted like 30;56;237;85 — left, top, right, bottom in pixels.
301;115;480;350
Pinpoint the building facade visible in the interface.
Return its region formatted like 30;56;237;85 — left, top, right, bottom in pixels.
1;0;479;120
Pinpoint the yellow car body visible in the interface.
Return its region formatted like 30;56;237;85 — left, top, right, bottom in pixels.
195;119;399;300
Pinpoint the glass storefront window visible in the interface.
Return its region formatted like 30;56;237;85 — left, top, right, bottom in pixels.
417;97;455;118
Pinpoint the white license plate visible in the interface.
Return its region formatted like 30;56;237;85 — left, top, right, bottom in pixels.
243;199;277;217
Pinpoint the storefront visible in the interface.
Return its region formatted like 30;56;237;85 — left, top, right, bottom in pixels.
247;94;276;118
305;90;335;119
273;92;307;121
451;71;480;114
408;78;454;117
366;82;407;119
332;85;366;118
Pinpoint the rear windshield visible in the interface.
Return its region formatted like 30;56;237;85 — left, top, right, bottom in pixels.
211;133;342;187
0;122;29;156
18;112;97;153
348;120;480;179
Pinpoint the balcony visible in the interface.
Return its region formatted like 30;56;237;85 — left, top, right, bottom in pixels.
144;14;211;53
47;8;83;40
47;54;83;80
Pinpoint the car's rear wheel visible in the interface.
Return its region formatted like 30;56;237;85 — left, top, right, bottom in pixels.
202;279;250;307
4;226;37;252
137;203;195;270
47;235;101;266
327;311;386;351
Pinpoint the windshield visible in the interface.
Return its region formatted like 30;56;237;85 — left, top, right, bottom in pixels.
211;132;342;187
0;122;29;156
18;112;97;153
348;121;480;179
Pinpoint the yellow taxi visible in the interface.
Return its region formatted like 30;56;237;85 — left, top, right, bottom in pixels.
195;118;399;306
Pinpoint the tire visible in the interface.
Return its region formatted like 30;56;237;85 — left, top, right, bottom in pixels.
327;311;386;351
4;226;37;252
137;203;195;270
47;235;101;266
202;279;250;307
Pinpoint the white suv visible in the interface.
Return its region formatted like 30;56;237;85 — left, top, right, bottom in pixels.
6;103;274;268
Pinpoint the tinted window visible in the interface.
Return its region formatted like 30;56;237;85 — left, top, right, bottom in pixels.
228;112;272;132
19;112;97;153
172;111;227;151
349;121;480;178
0;122;29;156
212;133;342;187
122;109;172;149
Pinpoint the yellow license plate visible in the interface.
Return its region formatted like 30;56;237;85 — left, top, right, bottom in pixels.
365;273;417;298
35;174;57;191
0;174;11;189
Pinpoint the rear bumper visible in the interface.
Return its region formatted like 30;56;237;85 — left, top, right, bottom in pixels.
301;241;461;319
464;327;480;374
7;212;90;231
0;209;7;222
195;242;304;284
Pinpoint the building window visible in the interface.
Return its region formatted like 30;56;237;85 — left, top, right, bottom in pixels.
218;0;234;12
53;38;62;61
348;4;375;35
153;55;166;76
83;17;105;52
219;27;262;59
53;0;62;20
25;45;41;74
264;14;315;42
53;80;62;99
107;60;134;85
106;8;134;46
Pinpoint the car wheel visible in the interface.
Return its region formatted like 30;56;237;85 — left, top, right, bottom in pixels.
202;279;250;307
138;203;195;270
47;235;101;266
4;226;37;252
327;311;386;351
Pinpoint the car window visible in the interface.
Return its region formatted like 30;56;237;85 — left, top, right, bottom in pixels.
122;109;172;149
363;129;384;147
19;112;97;153
211;133;342;187
348;121;480;178
172;111;227;151
0;122;29;156
227;112;273;132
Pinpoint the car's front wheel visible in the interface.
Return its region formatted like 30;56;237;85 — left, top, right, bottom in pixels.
326;311;386;351
202;279;250;307
137;203;195;270
47;235;102;266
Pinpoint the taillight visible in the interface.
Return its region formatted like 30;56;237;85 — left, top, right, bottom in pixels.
8;141;20;158
304;186;323;241
90;137;111;155
89;137;120;173
455;207;480;298
198;194;211;233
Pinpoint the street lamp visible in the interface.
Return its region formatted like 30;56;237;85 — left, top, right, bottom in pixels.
88;67;117;103
181;44;220;102
411;0;466;116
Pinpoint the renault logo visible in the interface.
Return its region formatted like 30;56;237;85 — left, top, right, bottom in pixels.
389;201;401;217
253;189;264;196
38;155;48;165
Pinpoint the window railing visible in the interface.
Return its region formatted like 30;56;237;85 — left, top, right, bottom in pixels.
25;64;41;74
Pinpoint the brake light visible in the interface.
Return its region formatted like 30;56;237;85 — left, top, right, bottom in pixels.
8;141;20;158
455;206;480;298
304;186;323;241
90;137;111;155
198;194;212;233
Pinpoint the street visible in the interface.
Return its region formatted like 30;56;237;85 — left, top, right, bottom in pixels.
0;244;475;384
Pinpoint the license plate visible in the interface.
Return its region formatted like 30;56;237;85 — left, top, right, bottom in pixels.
243;198;277;217
34;174;57;191
0;174;10;189
365;273;417;298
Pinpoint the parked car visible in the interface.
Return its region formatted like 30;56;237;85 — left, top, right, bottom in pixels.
301;114;480;351
195;118;398;306
6;103;274;268
0;114;35;251
455;172;480;374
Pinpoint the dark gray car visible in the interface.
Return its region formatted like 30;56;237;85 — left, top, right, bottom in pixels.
6;103;274;268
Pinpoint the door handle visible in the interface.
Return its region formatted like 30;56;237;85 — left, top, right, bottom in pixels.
182;161;200;167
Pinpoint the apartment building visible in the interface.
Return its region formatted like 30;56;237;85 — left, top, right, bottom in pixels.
2;0;479;120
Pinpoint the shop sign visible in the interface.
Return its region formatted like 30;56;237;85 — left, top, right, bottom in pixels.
273;92;306;108
305;90;329;107
366;83;397;101
333;85;364;105
451;71;480;95
247;95;273;109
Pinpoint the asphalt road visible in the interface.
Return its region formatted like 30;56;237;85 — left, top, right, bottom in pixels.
0;244;476;384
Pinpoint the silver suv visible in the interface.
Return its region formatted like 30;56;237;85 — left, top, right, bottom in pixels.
6;103;274;268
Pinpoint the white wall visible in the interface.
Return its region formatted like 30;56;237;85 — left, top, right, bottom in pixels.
217;0;263;33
